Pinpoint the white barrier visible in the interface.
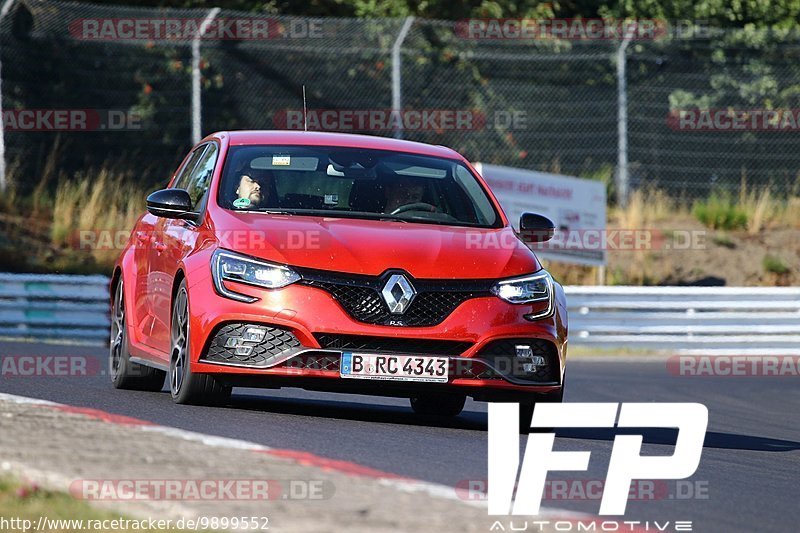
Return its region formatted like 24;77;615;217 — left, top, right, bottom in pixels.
567;286;800;354
0;273;110;341
1;274;798;354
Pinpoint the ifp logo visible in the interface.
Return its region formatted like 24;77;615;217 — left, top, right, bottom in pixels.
488;403;708;515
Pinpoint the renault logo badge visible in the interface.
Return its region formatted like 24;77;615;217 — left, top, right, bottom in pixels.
381;274;416;314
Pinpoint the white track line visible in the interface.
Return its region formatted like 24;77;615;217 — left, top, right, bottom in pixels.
0;391;591;520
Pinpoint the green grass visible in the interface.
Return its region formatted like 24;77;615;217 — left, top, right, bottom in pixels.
568;345;671;358
763;254;790;275
0;476;215;533
693;193;748;230
711;233;736;249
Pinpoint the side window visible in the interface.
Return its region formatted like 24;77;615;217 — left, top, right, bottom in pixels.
185;143;218;209
171;146;207;191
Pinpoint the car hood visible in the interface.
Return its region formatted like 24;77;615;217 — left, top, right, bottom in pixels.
210;211;541;279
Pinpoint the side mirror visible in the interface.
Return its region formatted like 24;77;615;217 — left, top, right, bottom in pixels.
519;213;555;243
146;189;198;220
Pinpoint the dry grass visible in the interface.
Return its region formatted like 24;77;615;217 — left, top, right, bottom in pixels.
541;262;599;286
785;197;800;228
599;188;682;285
689;173;800;233
737;182;781;234
743;189;772;234
51;170;146;267
612;187;679;229
0;182;17;214
0;160;22;214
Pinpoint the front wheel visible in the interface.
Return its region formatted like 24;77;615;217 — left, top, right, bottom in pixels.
169;281;231;406
110;279;166;391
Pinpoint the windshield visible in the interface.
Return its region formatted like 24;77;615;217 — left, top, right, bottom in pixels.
217;145;501;228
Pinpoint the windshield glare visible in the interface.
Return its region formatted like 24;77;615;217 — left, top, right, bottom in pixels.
218;145;500;228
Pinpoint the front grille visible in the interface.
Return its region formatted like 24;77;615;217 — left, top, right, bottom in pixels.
476;338;559;383
315;334;472;356
297;268;493;327
203;323;302;366
281;353;341;372
279;353;504;381
310;283;387;323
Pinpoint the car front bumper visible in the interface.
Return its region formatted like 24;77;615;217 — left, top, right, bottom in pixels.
186;272;567;400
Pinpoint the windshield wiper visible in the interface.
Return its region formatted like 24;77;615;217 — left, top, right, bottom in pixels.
257;208;407;222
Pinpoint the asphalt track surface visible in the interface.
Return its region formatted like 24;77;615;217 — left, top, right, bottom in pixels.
0;339;797;533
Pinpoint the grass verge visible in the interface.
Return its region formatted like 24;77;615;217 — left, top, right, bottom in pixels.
567;345;672;358
0;475;214;532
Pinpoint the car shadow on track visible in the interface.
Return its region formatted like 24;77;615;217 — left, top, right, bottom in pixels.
556;428;800;453
228;392;489;432
228;393;800;452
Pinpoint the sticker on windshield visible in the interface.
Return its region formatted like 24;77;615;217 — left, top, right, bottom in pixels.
232;197;251;209
324;194;339;205
272;155;291;166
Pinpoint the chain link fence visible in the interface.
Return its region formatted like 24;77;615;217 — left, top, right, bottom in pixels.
2;0;800;203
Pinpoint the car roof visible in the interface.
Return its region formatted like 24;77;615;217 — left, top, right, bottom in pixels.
208;130;466;161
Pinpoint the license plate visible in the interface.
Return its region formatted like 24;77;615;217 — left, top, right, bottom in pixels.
340;353;449;383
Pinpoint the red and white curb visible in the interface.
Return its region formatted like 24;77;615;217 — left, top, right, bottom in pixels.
0;392;619;527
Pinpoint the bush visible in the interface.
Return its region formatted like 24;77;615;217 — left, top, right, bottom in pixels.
692;193;748;230
763;255;790;275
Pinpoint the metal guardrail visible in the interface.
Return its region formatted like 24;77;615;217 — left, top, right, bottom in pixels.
567;286;800;355
0;273;110;342
0;274;798;354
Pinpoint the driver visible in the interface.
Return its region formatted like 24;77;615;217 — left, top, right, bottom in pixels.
383;176;429;214
234;172;270;208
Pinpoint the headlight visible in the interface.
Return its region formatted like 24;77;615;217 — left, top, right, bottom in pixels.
212;249;300;302
491;271;553;312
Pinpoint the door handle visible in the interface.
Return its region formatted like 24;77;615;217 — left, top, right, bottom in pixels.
154;242;167;253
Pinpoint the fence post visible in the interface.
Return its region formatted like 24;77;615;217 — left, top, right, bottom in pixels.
615;27;633;207
0;0;17;194
191;7;221;145
391;16;415;140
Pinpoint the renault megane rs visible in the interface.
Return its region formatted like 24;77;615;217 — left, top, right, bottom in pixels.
110;131;567;430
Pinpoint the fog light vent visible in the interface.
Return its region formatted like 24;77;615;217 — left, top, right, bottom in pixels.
242;326;268;343
203;322;302;366
516;344;547;373
234;345;253;356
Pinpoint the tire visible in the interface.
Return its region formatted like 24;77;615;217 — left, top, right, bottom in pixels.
110;279;166;391
410;393;466;417
169;281;231;406
519;380;565;434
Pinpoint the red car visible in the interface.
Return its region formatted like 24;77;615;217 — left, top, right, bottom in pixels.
110;131;567;429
